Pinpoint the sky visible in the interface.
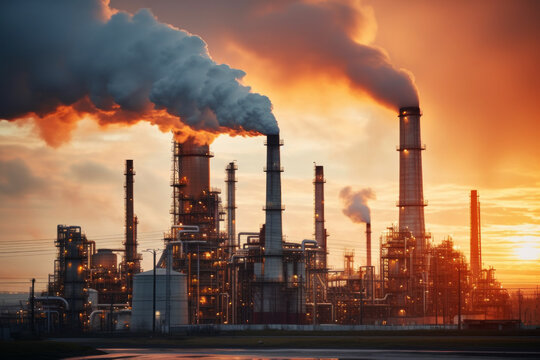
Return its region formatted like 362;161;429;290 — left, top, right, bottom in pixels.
0;0;539;292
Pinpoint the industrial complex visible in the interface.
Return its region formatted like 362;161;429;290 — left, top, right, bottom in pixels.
10;106;517;333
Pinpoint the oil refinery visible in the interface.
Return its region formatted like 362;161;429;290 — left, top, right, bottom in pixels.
12;106;518;333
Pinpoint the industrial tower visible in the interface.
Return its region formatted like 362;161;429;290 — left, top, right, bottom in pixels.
397;106;427;250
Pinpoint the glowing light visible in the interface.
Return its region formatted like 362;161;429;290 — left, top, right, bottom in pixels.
514;239;540;261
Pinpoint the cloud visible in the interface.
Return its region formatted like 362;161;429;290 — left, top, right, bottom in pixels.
0;158;46;197
70;160;116;183
111;0;419;110
0;0;278;147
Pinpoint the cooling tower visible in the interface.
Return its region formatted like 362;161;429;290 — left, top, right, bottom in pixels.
397;106;427;251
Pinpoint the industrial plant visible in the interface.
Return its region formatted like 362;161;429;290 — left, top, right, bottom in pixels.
19;106;515;332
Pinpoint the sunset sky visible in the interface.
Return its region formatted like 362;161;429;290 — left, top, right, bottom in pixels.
0;0;539;292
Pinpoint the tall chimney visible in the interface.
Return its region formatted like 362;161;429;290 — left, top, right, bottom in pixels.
314;165;327;269
125;160;135;261
124;159;139;301
226;162;238;249
180;138;212;199
366;222;372;267
470;190;481;280
264;134;284;282
397;106;426;250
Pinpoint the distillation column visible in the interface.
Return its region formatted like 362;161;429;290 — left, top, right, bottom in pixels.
124;159;140;302
226;162;237;249
314;165;327;270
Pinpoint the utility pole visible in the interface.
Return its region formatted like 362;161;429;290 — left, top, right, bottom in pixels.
434;259;438;326
144;249;159;334
518;289;522;329
153;250;156;334
359;289;364;326
30;278;35;335
312;273;317;326
458;262;462;331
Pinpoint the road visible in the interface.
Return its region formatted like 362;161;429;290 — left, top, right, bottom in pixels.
67;347;540;359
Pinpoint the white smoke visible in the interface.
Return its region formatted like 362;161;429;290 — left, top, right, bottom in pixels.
339;186;375;223
0;0;278;140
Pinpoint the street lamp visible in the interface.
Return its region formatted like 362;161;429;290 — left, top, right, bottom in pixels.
143;249;161;335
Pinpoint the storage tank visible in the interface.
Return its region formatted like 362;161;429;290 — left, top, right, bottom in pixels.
131;268;188;332
92;249;117;269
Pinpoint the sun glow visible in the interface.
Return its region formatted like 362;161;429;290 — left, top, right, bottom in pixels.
514;238;540;261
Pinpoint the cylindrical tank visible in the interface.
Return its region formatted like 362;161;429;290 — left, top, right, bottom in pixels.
131;268;188;332
92;249;117;269
180;139;211;199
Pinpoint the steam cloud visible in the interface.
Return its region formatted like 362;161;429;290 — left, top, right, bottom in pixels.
0;0;278;146
339;186;375;224
111;0;420;110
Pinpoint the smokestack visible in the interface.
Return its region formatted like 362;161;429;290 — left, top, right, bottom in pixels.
366;222;372;267
397;106;426;250
314;165;327;269
264;134;284;282
226;162;238;249
125;160;135;262
124;159;139;301
470;190;482;280
180;138;212;199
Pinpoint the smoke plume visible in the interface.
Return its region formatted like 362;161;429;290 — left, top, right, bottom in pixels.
111;0;419;110
0;0;278;147
339;186;375;224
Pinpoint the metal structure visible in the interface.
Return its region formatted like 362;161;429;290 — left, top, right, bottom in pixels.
40;109;514;330
123;160;141;304
225;162;238;249
397;107;427;251
50;225;90;329
165;136;226;324
314;165;327;270
470;190;482;281
366;222;372;267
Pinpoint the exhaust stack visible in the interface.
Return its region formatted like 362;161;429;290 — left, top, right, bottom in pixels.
264;134;284;282
366;222;372;267
397;106;427;250
226;162;238;249
314;165;327;269
124;159;140;302
470;190;482;280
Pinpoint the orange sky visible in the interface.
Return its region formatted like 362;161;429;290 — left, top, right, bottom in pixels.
1;0;539;292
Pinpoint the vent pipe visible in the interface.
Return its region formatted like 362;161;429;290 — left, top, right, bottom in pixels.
366;222;372;267
226;162;238;249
